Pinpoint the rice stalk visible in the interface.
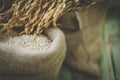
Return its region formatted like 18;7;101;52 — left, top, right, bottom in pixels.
0;0;97;36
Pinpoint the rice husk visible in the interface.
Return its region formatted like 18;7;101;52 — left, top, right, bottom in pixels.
0;0;98;36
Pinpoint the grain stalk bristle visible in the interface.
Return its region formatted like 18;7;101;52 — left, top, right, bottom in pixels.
0;0;97;36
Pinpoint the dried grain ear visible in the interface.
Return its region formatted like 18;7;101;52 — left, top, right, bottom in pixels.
0;27;66;80
0;0;97;35
60;1;110;77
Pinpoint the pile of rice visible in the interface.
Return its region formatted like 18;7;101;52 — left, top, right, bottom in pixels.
0;35;51;50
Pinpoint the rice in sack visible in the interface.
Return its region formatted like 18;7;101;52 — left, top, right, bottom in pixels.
0;0;106;79
0;28;66;80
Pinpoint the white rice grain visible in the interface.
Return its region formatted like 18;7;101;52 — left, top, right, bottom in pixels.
0;35;51;51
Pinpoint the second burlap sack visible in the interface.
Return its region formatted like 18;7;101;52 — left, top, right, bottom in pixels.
59;0;110;77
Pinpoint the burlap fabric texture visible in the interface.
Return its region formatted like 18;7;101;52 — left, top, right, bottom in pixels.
59;1;110;77
0;28;66;80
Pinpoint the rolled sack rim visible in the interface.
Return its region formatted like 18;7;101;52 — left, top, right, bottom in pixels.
0;27;66;74
0;27;66;57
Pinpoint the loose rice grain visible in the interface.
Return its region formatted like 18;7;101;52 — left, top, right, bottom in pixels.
0;35;51;51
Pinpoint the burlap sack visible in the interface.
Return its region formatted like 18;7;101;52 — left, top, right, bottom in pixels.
0;28;66;80
59;1;110;77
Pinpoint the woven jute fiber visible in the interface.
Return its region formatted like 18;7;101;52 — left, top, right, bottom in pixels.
59;0;110;77
0;27;66;80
